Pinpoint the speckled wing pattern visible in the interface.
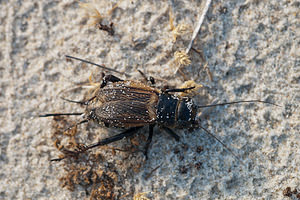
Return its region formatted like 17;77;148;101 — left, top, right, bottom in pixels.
92;82;159;128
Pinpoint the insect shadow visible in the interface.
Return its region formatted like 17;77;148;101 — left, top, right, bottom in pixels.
40;55;278;163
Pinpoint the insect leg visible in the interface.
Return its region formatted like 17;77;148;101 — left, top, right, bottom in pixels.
162;127;180;141
137;70;155;85
100;74;123;88
83;126;143;151
52;127;143;161
144;125;154;159
164;87;195;93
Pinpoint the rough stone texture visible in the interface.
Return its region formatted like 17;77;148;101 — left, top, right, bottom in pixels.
0;0;299;199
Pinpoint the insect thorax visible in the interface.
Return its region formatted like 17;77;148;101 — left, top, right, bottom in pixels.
156;93;196;128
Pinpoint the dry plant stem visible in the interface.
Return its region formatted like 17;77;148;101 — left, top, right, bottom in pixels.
175;0;212;74
186;0;212;54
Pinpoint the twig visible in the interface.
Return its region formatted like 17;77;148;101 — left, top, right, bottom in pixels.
185;0;212;54
175;0;212;74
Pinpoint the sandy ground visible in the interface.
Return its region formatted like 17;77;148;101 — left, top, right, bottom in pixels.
0;0;299;199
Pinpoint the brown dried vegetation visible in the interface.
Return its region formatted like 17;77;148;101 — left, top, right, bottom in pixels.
50;115;146;199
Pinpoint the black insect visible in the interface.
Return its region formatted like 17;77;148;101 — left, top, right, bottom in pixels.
40;55;277;162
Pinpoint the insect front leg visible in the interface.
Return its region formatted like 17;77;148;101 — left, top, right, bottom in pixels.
100;74;123;88
84;126;143;151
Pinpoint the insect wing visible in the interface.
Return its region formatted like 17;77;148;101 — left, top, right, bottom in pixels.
98;100;154;127
90;82;159;128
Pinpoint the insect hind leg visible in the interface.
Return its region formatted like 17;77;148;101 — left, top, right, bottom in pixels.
51;126;143;161
86;126;142;150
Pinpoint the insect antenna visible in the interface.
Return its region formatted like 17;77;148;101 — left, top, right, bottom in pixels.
195;100;279;166
197;124;246;166
65;55;130;76
39;112;83;117
196;100;280;109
